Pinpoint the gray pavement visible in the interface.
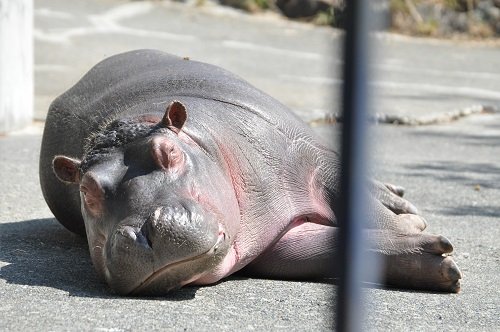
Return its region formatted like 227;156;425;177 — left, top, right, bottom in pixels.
1;0;500;330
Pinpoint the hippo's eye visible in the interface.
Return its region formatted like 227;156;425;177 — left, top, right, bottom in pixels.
150;136;185;172
80;181;105;218
169;147;183;165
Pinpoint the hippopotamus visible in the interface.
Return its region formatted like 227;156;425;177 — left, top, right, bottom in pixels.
39;49;461;295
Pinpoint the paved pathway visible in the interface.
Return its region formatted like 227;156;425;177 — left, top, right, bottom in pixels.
1;0;499;330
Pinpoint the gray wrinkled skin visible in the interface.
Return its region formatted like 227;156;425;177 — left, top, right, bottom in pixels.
39;50;461;295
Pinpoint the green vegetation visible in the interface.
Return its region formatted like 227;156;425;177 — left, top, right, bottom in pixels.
416;20;438;36
219;0;269;12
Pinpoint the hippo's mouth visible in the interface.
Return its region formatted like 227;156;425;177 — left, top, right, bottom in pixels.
130;230;226;295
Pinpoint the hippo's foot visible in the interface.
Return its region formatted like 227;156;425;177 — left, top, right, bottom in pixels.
367;181;436;236
242;220;462;293
371;230;461;292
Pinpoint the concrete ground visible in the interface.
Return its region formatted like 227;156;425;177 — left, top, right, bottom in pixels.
1;0;499;330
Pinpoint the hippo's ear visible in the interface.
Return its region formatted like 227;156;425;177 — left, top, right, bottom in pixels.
162;101;187;132
53;156;81;184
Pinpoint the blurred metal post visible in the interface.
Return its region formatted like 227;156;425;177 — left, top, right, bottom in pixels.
0;0;34;134
336;0;372;331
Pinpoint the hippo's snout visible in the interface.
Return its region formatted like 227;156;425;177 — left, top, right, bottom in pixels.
104;201;222;295
142;203;220;260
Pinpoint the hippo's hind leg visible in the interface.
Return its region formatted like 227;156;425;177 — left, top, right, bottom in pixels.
242;221;462;293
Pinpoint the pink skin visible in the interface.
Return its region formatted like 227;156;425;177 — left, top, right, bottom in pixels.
188;134;461;292
52;101;461;294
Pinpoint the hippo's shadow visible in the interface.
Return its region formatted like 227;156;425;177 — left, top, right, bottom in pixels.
0;218;198;301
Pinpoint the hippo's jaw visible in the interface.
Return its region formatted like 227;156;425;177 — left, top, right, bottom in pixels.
129;230;227;295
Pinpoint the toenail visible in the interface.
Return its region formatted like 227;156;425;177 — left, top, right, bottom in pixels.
443;257;462;280
451;280;461;293
438;235;453;253
406;202;419;215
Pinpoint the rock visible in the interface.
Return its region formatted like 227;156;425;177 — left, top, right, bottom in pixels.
275;0;333;19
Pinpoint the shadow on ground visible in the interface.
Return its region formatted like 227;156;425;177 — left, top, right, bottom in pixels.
406;160;500;189
391;127;500;217
401;159;500;217
0;218;198;301
409;128;500;148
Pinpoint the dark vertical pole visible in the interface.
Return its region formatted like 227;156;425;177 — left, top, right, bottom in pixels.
336;0;371;331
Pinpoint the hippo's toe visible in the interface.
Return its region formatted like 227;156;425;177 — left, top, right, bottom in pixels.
396;214;428;233
370;180;419;216
384;183;406;197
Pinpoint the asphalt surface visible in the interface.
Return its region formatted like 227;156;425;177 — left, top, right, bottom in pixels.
1;0;500;331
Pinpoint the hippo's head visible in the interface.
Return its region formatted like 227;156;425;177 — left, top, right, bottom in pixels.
52;101;240;295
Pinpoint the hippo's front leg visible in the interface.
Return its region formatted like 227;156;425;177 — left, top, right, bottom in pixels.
242;221;462;293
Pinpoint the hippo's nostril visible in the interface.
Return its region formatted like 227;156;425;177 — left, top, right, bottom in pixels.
118;225;153;250
138;224;153;249
137;229;153;249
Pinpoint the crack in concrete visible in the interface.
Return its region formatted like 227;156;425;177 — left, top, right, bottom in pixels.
309;104;500;126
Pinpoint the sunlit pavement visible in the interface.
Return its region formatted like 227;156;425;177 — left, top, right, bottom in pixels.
1;0;499;330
